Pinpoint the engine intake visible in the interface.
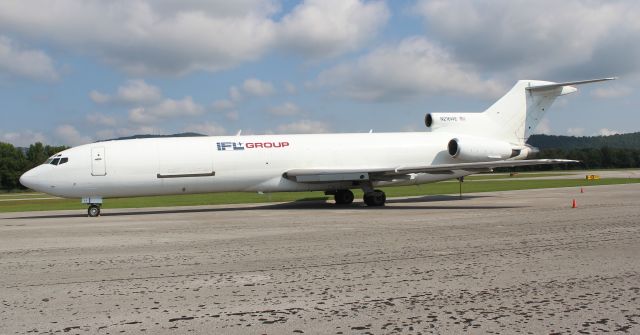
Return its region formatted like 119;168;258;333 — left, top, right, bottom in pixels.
447;136;514;161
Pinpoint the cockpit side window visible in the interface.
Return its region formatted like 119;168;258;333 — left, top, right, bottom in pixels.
46;153;68;166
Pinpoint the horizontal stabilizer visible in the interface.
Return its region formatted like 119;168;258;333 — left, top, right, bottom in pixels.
526;78;616;91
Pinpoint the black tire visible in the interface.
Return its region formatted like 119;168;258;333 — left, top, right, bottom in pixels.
334;190;355;205
363;190;386;207
88;205;101;217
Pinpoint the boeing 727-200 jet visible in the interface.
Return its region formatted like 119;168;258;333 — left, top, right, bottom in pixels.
20;78;614;216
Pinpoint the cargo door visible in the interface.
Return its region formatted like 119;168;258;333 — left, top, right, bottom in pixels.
91;147;106;176
157;140;214;179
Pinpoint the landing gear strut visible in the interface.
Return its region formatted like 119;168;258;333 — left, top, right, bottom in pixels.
334;189;355;205
87;204;101;217
83;197;103;217
363;189;386;207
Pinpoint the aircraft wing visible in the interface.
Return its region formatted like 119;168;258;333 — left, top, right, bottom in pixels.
283;159;578;183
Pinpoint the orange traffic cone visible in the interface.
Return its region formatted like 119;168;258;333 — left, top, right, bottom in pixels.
580;187;584;193
572;199;577;208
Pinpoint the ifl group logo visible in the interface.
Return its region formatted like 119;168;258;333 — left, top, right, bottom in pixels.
216;141;290;151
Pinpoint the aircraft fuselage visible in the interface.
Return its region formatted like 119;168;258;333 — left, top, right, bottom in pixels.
20;132;469;199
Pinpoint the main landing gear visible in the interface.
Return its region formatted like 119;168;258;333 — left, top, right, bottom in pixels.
361;181;386;207
87;204;101;217
363;189;386;207
329;187;387;207
334;189;355;205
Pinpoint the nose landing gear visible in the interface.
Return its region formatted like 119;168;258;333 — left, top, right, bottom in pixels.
87;204;101;217
82;197;103;217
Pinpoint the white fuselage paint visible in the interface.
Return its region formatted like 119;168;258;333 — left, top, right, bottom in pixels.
20;132;471;199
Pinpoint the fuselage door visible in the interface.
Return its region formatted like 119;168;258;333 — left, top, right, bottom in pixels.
91;147;106;176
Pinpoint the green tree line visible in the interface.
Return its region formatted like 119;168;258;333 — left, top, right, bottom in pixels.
494;146;640;172
528;132;640;150
0;142;68;190
524;147;640;171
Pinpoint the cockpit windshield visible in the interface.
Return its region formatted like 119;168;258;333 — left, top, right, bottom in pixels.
45;154;69;166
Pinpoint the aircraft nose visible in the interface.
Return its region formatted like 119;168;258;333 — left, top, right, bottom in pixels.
20;167;42;191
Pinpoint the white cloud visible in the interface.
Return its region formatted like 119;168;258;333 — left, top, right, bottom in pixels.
317;37;505;101
229;86;242;102
414;0;640;77
0;1;277;76
226;110;240;121
284;82;297;94
128;97;204;124
243;78;275;97
90;79;162;105
276;120;329;134
591;85;633;99
268;102;302;116
95;129;116;141
89;90;110;104
86;113;117;127
278;0;389;58
0;35;58;81
597;128;620;136
567;127;585;136
184;122;226;135
212;99;234;110
54;124;92;146
128;108;153;125
0;130;47;146
0;0;389;76
115;79;162;104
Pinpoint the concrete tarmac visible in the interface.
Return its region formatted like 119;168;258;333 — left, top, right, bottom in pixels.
1;184;639;334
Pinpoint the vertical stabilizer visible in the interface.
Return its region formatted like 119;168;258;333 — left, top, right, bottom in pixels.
482;78;614;144
483;80;561;145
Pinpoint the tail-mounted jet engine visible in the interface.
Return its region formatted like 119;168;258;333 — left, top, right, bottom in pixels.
447;136;516;161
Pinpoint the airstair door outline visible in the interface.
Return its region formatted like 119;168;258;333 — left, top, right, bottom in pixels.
91;147;106;176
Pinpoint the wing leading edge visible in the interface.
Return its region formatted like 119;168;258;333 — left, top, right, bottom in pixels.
283;159;578;183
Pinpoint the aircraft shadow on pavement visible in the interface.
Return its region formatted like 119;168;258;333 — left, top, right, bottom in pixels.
6;194;521;219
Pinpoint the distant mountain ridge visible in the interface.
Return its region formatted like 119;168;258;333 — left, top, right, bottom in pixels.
528;132;640;150
100;132;206;142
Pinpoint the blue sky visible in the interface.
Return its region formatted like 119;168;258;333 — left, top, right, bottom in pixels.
1;0;639;146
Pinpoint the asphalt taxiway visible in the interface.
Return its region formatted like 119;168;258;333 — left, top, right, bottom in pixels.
1;184;639;334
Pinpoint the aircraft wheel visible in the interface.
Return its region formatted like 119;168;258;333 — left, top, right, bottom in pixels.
363;189;386;207
334;190;354;205
88;204;101;217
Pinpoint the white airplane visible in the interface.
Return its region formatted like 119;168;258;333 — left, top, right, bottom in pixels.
20;78;614;217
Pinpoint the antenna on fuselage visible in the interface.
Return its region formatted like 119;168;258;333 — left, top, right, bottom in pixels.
236;130;242;136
